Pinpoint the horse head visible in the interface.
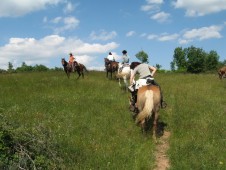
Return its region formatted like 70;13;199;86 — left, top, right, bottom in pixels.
104;58;109;64
61;58;68;66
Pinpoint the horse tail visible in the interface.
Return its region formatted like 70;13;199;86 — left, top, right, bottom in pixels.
135;90;154;125
81;64;88;73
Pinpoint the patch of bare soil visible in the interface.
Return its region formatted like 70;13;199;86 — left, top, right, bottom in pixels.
154;131;171;170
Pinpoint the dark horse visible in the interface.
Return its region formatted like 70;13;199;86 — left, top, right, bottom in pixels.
61;58;88;79
104;58;119;79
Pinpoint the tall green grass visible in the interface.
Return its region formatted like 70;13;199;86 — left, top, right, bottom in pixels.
0;71;225;169
158;73;226;170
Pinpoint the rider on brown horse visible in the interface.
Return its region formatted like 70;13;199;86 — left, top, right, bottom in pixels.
69;53;78;72
128;62;166;110
105;52;115;68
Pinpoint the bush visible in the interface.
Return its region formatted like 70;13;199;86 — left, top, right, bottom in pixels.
0;114;63;169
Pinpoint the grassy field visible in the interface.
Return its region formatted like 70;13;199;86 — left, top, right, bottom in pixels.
0;71;225;169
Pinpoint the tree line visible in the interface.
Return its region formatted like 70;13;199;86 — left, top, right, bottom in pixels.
170;46;226;73
1;45;225;74
0;62;63;73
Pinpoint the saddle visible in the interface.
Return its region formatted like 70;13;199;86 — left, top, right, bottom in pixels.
146;77;155;85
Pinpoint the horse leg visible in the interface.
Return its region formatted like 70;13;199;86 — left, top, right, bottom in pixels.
152;111;159;143
82;71;84;78
67;71;70;79
110;71;113;79
123;77;128;91
77;71;81;79
118;78;121;86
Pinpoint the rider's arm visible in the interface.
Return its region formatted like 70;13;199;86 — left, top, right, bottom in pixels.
149;66;157;77
130;70;135;85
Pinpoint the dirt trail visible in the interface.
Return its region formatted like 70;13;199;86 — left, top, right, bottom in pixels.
154;131;171;170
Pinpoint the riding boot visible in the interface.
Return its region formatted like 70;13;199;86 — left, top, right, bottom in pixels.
131;90;139;116
131;91;137;106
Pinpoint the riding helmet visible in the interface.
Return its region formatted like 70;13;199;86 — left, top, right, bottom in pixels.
122;50;127;54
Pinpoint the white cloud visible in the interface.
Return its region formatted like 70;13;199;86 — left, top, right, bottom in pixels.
141;0;163;12
146;0;163;4
182;25;222;40
173;0;226;16
0;0;63;17
63;2;76;14
151;11;170;22
147;34;158;40
0;35;119;69
158;33;179;41
53;16;80;34
141;5;155;12
147;33;179;41
178;38;191;45
126;31;136;37
89;30;117;41
51;17;62;24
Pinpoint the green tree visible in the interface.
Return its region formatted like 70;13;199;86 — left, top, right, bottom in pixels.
155;64;162;70
186;46;205;73
16;62;33;72
170;61;175;71
135;50;148;63
33;64;49;72
205;50;219;71
172;47;187;72
7;62;14;73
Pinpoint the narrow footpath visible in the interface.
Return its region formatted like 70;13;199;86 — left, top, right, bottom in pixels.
154;131;171;170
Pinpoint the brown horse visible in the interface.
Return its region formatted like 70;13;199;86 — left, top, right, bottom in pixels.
218;66;226;80
133;85;161;141
104;58;119;79
61;58;88;79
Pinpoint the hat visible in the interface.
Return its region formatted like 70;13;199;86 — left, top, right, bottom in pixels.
122;50;127;54
69;53;73;56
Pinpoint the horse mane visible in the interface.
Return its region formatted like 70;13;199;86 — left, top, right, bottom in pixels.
130;62;141;69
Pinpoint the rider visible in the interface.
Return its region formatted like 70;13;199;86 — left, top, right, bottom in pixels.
128;62;165;109
119;50;130;72
106;52;115;68
69;53;78;72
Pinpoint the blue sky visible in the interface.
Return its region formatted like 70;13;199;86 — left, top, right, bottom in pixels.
0;0;226;70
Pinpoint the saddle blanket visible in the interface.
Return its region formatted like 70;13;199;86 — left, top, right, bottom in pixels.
135;78;154;90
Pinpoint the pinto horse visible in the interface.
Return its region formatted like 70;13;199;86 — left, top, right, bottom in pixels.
132;85;161;141
61;58;88;79
117;63;131;91
104;58;119;79
116;62;142;91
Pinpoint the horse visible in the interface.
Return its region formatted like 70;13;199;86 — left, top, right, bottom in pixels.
218;66;226;80
61;58;88;79
130;84;161;142
116;63;131;91
116;61;142;91
104;58;119;79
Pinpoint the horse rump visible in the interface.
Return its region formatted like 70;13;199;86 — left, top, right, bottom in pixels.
218;66;226;79
135;85;161;140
